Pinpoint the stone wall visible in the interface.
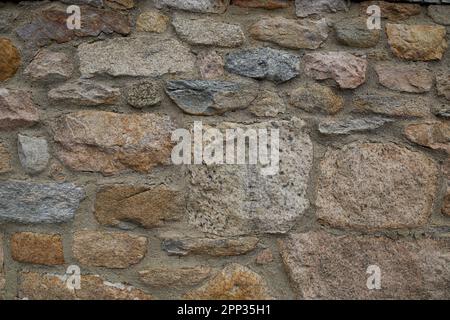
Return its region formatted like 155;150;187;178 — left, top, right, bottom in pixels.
0;0;449;300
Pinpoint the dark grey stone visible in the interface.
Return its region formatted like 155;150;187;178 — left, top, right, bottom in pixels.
319;117;393;135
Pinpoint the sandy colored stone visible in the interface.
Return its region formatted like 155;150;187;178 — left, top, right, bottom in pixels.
405;122;450;154
51;111;175;175
248;90;285;117
437;71;450;101
386;24;447;61
19;272;152;300
184;264;272;300
24;50;73;82
375;63;433;93
73;231;147;268
18;134;50;175
0;89;39;130
360;1;421;21
197;50;224;80
232;0;290;9
49;80;120;106
289;83;343;115
0;143;11;174
255;249;273;265
280;231;450;299
105;0;134;10
139;266;212;288
442;186;450;217
0;38;20;81
11;232;64;266
136;10;169;33
94;185;184;229
316;142;439;231
250;17;328;50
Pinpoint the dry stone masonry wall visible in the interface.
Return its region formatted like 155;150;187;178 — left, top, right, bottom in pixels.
0;0;449;300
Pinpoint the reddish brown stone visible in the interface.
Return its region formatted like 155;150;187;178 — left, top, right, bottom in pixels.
11;232;64;266
404;122;450;153
0;38;20;81
375;63;433;93
0;89;39;130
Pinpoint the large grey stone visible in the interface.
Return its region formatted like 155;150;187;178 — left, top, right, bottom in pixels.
0;181;85;224
18;135;50;175
165;80;257;115
154;0;229;13
60;0;104;7
334;17;380;48
318;117;392;135
428;5;450;26
225;47;300;83
78;36;195;78
295;0;348;17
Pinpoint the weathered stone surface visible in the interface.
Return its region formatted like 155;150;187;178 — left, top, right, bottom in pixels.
161;233;259;256
386;24;447;61
187;119;313;236
136;10;169;33
11;232;64;266
249;17;328;50
288;83;343;115
318;117;392;135
155;0;229;14
248;91;285;117
19;272;153;300
166;80;257;115
255;249;273;265
428;5;450;26
73;231;147;268
316;142;439;231
124;81;162;109
94;185;184;229
197;50;224;80
405;122;450;153
48;80;120;106
442;186;450;216
18;134;49;175
0;89;39;130
232;0;289;9
78;36;195;77
360;1;420;21
432;103;450;119
437;71;450;101
375;63;433;93
295;0;347;17
24;50;73;82
105;0;134;10
225;47;300;83
0;181;84;224
303;52;367;89
173;16;244;48
353;92;431;118
0;11;18;33
51;111;175;175
334;17;380;48
139;266;212;288
0;235;4;292
60;0;103;7
280;231;450;299
0;38;21;81
184;264;272;300
0;143;11;174
16;5;130;47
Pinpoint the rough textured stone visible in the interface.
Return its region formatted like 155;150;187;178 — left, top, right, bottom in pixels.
136;10;170;33
280;232;450;299
360;1;421;21
404;122;450;153
0;38;21;81
248;91;285;117
73;231;147;268
375;63;433;93
78;36;195;78
0;181;84;224
166;80;257;115
386;24;447;61
11;232;64;266
139;266;212;288
316;142;439;231
18;134;50;175
303;52;367;89
48;80;120;106
225;47;300;83
51;111;175;175
249;17;328;50
0;11;18;33
60;0;104;7
232;0;289;9
442;186;450;216
94;185;184;229
295;0;347;17
255;249;273;265
16;5;130;47
155;0;229;14
318;117;392;135
197;50;224;80
432;103;450;119
105;0;134;10
187;119;313;236
334;17;380;48
0;235;4;292
161;233;259;256
0;89;39;130
0;143;11;174
437;71;450;101
288;83;343;115
124;81;162;108
19;272;153;300
173;16;244;48
428;5;450;26
24;50;73;82
184;264;272;300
